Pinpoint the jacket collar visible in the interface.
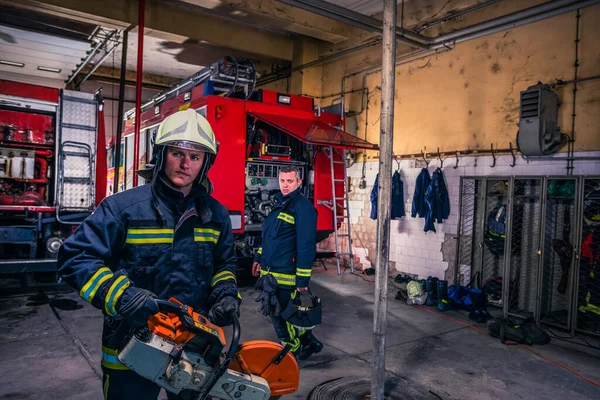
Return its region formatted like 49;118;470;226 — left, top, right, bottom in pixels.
154;174;212;223
274;186;302;208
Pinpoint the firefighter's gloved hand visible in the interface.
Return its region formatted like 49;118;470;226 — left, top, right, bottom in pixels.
208;296;240;327
116;287;159;329
255;274;280;317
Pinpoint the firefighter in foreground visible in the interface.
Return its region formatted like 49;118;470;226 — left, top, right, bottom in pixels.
252;165;323;360
57;109;240;399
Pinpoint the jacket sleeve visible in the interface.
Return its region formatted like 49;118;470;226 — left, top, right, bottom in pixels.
370;174;378;220
424;177;436;233
411;171;421;218
295;201;317;288
253;246;262;264
208;213;240;306
57;200;131;316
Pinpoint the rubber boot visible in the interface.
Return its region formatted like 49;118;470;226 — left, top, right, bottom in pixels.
298;331;323;361
425;277;438;307
437;280;451;312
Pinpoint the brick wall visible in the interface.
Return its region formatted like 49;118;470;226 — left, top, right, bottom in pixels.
328;151;600;282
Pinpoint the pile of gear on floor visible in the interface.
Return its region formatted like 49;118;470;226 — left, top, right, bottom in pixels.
393;274;550;346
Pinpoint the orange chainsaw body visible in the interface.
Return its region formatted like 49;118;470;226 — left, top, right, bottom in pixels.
147;298;299;396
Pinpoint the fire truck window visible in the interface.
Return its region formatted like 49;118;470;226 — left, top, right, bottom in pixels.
140;129;147;170
125;135;134;189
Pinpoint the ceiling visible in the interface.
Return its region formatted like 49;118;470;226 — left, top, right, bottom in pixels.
0;0;414;89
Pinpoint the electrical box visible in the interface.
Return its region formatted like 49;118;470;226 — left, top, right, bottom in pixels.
516;84;563;156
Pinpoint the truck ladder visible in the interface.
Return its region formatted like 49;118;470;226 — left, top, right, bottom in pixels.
327;146;354;274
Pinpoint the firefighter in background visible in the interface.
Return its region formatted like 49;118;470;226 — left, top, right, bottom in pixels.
252;165;323;360
57;109;240;400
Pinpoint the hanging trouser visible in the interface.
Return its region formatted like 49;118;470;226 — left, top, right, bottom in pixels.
269;288;306;353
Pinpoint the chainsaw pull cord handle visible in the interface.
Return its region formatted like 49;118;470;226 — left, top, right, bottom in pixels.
195;310;241;400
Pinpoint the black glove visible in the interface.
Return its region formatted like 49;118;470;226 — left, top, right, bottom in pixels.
255;274;280;317
116;287;159;329
208;296;240;327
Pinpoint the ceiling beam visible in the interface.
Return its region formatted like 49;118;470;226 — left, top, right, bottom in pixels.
4;0;295;60
76;65;180;90
205;0;349;43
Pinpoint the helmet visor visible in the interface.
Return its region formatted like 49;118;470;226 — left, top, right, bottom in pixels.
166;140;209;153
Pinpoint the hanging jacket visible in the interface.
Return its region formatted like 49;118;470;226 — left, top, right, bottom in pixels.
391;171;406;219
371;172;406;220
424;168;451;233
57;175;239;369
254;186;317;289
411;168;431;218
370;174;379;220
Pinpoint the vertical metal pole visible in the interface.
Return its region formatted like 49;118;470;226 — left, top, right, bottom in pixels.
501;178;515;318
114;29;128;194
535;177;548;325
372;0;396;398
454;177;464;285
570;176;584;335
133;0;145;188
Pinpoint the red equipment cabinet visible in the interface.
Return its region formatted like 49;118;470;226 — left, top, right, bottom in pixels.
0;80;105;273
110;57;377;264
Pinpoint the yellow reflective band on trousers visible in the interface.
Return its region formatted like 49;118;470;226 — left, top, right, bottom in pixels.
104;275;131;316
101;346;130;370
103;375;109;400
80;267;113;304
277;212;295;224
284;322;301;352
211;270;236;287
296;267;311;278
260;269;296;286
126;228;174;244
194;228;220;243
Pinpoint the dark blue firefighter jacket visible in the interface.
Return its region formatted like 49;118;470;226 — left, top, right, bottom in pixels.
424;167;451;233
411;168;431;218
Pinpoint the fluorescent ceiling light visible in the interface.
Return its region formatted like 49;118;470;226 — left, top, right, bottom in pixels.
37;66;62;73
0;60;25;67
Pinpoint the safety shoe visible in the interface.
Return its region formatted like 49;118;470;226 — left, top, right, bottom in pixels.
298;337;323;360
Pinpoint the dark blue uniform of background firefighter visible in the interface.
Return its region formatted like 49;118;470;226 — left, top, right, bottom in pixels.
253;181;323;360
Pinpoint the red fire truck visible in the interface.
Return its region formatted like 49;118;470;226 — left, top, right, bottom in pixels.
107;57;377;270
0;80;105;274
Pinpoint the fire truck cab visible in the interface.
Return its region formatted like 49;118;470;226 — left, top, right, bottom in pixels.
110;57;377;266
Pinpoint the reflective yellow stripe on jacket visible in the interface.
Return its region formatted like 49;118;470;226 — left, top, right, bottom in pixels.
126;228;174;244
194;228;220;244
79;267;113;304
101;346;129;370
104;275;131;316
277;212;295;224
260;269;296;286
296;267;312;278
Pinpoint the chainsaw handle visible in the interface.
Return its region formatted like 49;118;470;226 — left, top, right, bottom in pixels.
194;310;241;400
155;299;187;316
227;310;240;358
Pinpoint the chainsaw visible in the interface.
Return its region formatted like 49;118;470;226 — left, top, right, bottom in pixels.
117;298;299;399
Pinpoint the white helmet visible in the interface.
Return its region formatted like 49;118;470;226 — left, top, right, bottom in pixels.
137;109;218;183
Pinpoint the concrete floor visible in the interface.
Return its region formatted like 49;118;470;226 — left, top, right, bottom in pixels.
1;266;600;399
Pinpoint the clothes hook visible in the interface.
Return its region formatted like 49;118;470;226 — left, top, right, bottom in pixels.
454;151;460;169
509;142;516;168
395;157;401;171
490;143;496;168
421;150;429;166
437;147;444;169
